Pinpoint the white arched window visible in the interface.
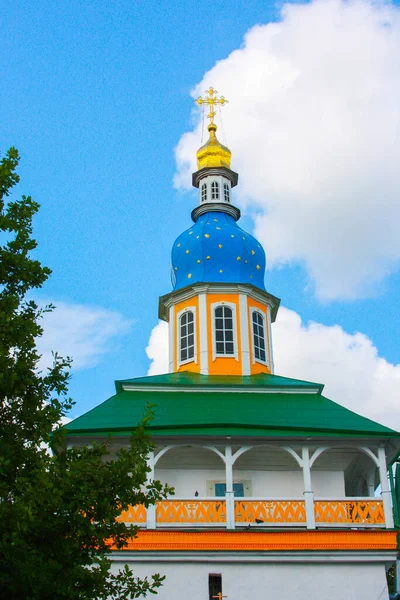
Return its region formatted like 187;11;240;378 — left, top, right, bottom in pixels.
211;181;219;200
212;303;238;360
201;183;207;203
178;308;196;365
223;183;230;203
251;309;267;363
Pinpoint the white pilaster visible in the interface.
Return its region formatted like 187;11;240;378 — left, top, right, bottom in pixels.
239;293;250;375
146;450;156;529
378;446;394;528
225;446;235;529
168;306;175;373
199;292;208;374
302;446;315;529
267;305;274;373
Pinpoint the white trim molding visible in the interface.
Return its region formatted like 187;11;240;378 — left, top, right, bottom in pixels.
176;305;197;367
210;300;239;362
249;306;268;367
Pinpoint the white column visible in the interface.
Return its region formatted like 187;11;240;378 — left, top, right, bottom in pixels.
239;294;250;375
199;292;208;374
302;446;315;529
225;446;235;529
146;450;156;529
168;306;175;373
378;446;394;528
267;306;274;373
366;469;376;497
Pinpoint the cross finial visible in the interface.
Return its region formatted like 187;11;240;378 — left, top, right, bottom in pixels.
212;594;228;600
195;87;228;127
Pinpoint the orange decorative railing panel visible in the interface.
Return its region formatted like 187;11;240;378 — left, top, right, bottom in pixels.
156;500;226;524
314;500;385;525
117;504;147;524
234;500;306;524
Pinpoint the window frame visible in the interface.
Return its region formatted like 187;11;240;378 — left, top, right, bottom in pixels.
201;182;207;203
211;301;238;361
177;306;197;366
223;182;230;203
211;180;220;201
207;480;252;497
250;307;268;365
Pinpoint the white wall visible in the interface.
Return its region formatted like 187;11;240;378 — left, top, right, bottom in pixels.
111;559;389;600
156;468;345;498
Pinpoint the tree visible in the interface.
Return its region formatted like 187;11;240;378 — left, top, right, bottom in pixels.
0;148;172;599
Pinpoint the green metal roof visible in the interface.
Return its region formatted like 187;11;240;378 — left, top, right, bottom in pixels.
115;371;324;393
65;371;399;440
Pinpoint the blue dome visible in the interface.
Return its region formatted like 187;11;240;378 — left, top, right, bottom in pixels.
171;212;266;291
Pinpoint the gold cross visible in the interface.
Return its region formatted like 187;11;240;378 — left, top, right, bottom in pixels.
212;594;228;600
195;87;228;127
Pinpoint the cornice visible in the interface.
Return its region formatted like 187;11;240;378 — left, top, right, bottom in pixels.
192;166;239;189
158;283;281;322
191;202;240;223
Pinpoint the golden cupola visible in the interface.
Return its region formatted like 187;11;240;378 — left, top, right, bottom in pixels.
196;123;232;169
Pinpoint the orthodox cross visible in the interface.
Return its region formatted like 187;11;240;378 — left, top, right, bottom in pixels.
212;594;228;600
195;87;228;127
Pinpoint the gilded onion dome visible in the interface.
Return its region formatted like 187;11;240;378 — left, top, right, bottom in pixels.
196;123;232;170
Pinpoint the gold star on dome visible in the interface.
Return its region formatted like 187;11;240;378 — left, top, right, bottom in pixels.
213;218;218;222
177;243;181;247
188;273;192;278
189;231;193;235
231;234;235;238
186;249;190;254
219;269;223;273
197;259;201;264
216;227;221;230
256;265;260;270
237;256;241;261
206;255;211;260
242;236;245;240
205;233;210;238
174;267;178;270
251;250;255;255
218;244;223;248
196;235;200;239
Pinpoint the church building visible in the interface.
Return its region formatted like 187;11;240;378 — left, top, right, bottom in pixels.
65;88;400;600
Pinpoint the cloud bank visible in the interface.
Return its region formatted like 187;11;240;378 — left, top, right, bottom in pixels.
37;300;132;371
175;0;400;300
145;311;400;430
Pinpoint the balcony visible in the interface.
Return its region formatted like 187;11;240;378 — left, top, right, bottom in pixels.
118;496;387;530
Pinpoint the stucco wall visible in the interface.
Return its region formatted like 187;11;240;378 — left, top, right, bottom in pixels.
156;468;345;497
111;559;388;600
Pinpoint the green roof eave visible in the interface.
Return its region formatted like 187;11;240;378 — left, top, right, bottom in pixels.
114;371;325;394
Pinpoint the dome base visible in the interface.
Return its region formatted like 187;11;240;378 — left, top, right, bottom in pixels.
191;203;241;223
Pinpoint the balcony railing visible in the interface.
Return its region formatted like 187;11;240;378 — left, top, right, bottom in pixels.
117;497;387;530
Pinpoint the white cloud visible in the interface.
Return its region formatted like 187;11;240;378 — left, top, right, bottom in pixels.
145;310;400;429
37;301;132;371
145;321;169;376
175;0;400;300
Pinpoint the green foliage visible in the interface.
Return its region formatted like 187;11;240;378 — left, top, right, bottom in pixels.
0;149;173;599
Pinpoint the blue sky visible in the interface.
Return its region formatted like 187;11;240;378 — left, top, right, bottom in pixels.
2;0;400;426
